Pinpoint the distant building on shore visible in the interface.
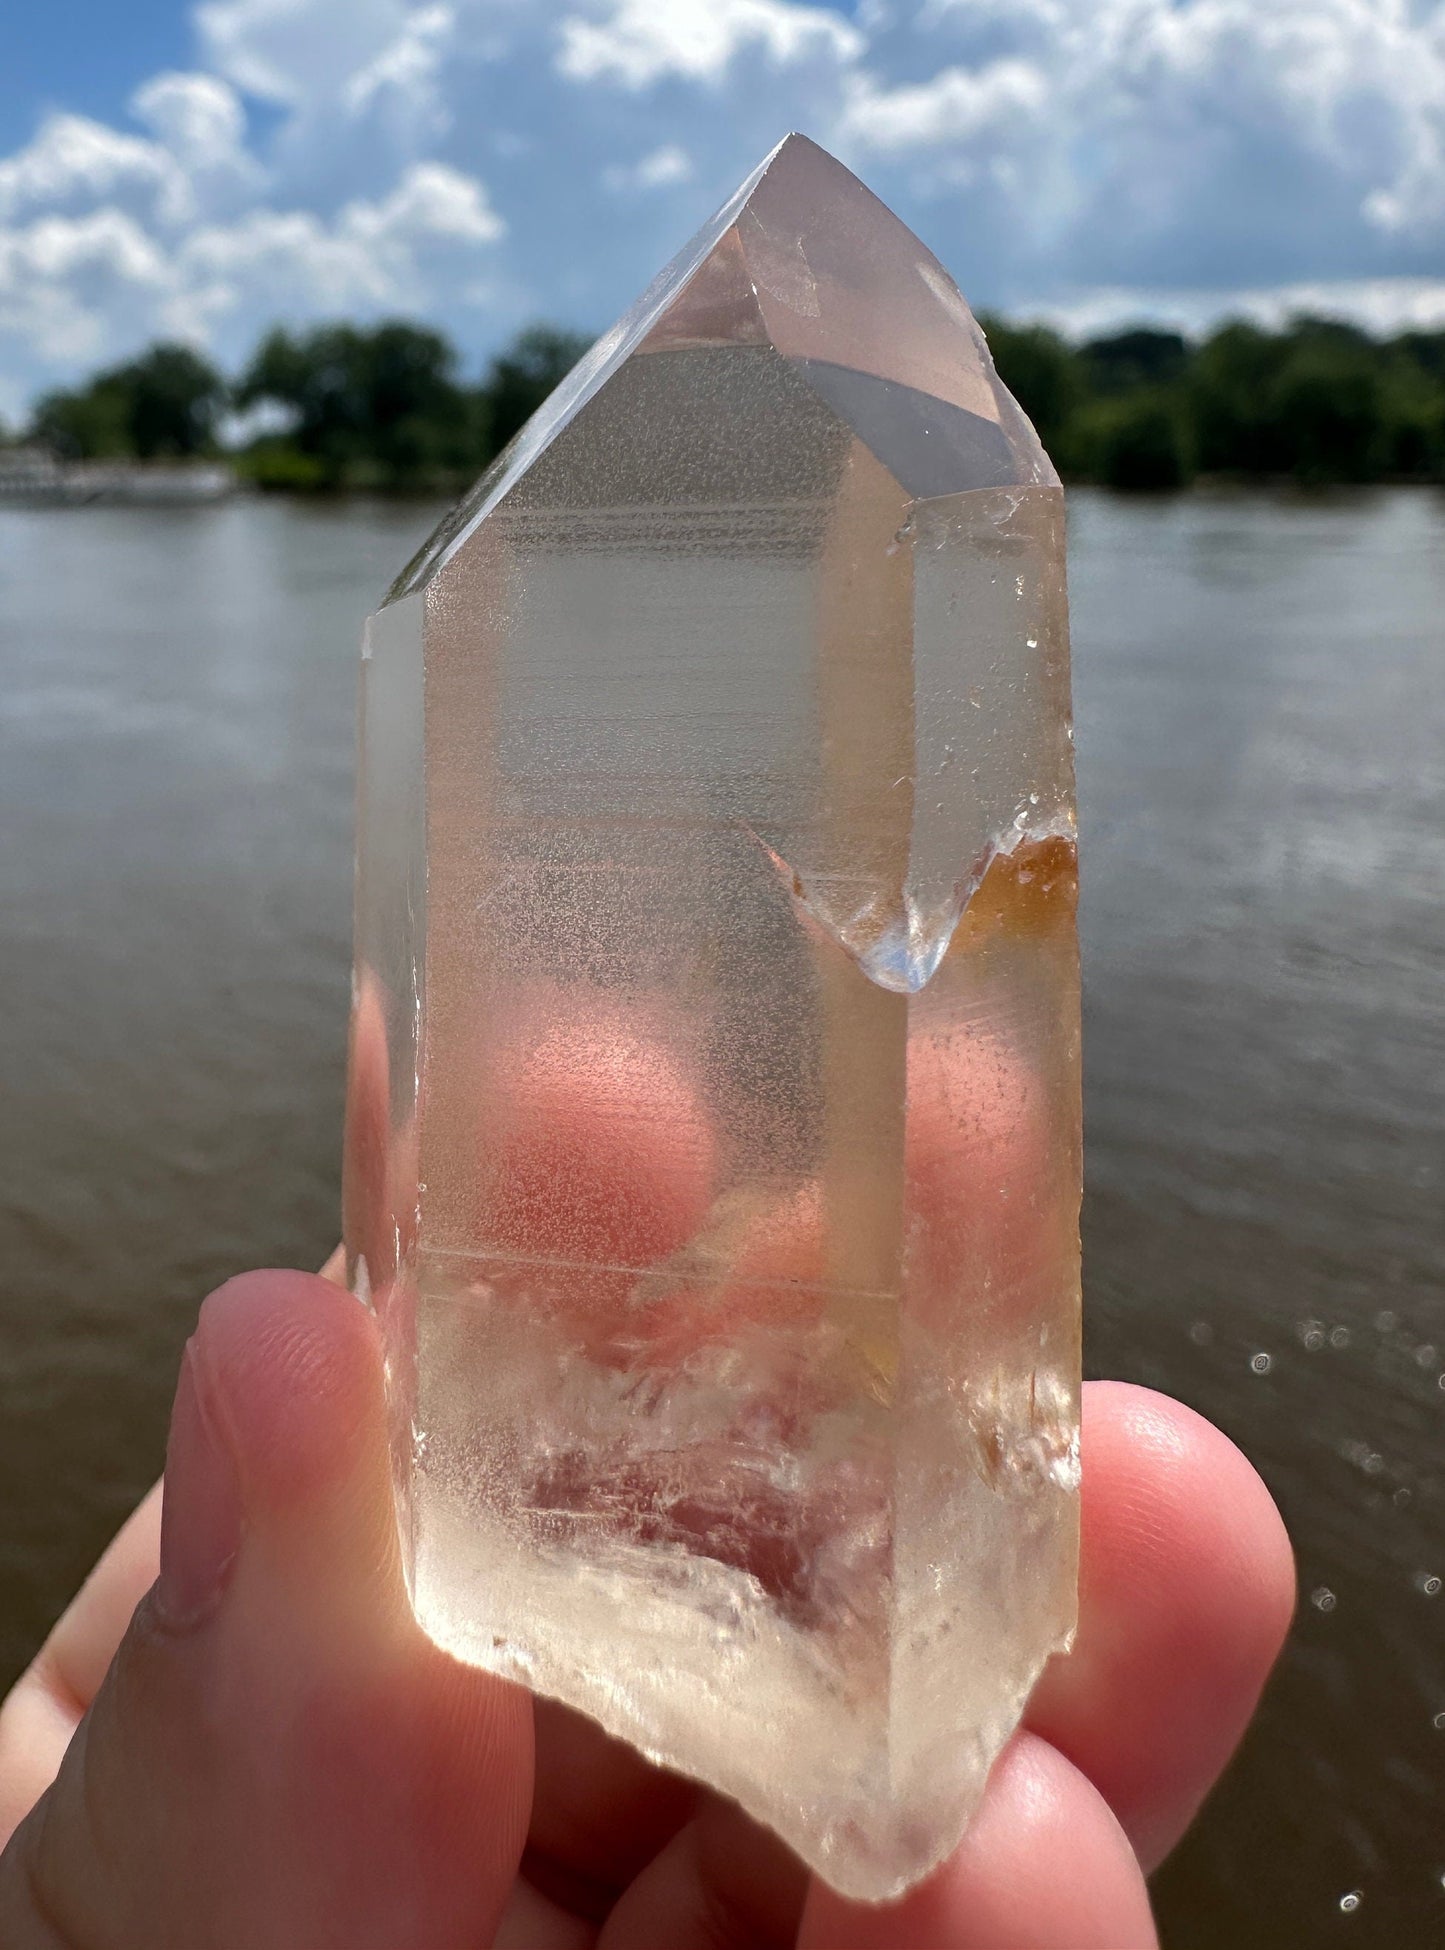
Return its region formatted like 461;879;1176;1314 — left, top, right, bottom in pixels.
0;447;237;507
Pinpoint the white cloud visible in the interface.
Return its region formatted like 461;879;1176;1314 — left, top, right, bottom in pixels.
1106;3;1441;234
0;152;504;385
167;163;503;339
602;143;694;191
557;0;863;88
343;160;504;245
180;209;386;302
839;58;1047;151
130;73;251;171
343;5;456;133
824;0;1445;296
197;0;458;115
1036;275;1445;344
0;211;171;363
919;0;1063;24
196;0;315;104
0;115;189;227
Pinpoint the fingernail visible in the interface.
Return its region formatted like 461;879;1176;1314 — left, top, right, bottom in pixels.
157;1343;244;1628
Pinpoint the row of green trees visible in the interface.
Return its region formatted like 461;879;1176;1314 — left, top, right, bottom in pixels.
981;315;1445;487
17;314;1445;490
23;324;591;492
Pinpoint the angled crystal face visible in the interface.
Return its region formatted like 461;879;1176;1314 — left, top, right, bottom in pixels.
345;133;1080;1901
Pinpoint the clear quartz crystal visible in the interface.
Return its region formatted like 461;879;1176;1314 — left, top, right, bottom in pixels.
344;133;1081;1902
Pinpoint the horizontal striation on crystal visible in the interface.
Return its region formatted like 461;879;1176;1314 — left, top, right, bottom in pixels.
344;132;1081;1901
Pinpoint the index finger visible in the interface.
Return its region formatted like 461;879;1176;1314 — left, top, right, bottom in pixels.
0;1483;161;1844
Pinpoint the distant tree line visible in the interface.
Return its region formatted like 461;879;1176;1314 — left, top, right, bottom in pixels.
13;313;1445;491
19;323;592;493
980;314;1445;487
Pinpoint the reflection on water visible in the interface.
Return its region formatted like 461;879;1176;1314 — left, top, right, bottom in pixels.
1071;489;1445;1948
0;488;1442;1943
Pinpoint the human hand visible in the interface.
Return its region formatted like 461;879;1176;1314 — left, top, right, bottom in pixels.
0;1260;1292;1949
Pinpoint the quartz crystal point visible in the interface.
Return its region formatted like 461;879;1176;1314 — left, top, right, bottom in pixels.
344;133;1080;1902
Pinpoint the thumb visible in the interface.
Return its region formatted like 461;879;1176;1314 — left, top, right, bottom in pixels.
0;1270;532;1950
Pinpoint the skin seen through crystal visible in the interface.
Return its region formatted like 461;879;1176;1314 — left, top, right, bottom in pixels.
344;135;1080;1902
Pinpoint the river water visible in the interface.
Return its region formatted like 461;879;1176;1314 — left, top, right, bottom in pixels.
1;490;1441;1944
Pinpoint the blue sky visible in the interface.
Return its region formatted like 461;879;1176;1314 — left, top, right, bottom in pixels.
4;0;1445;420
